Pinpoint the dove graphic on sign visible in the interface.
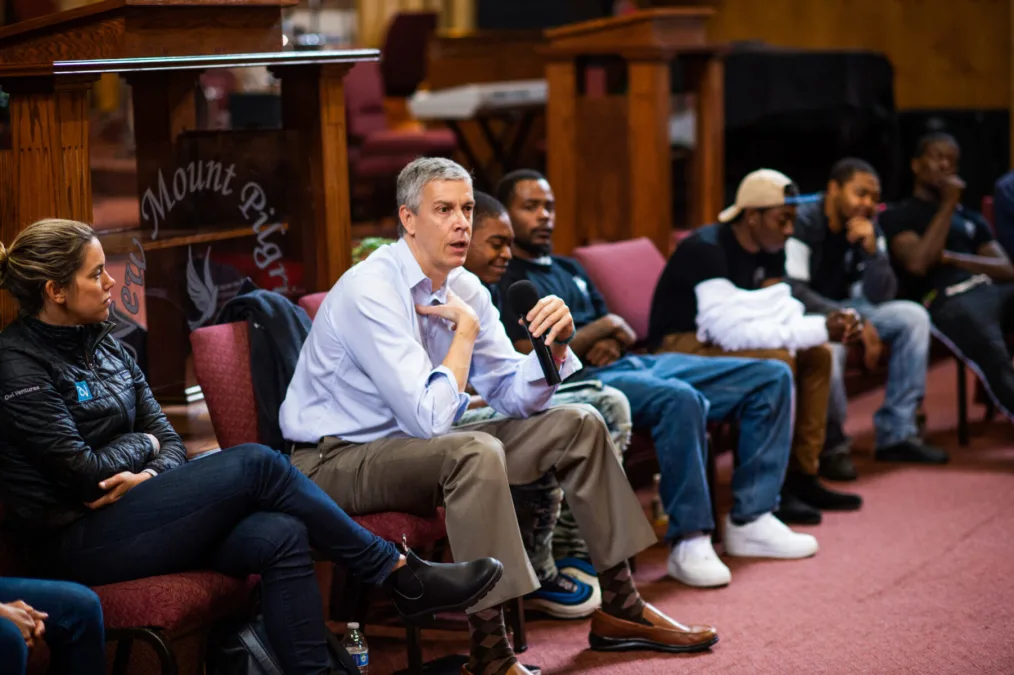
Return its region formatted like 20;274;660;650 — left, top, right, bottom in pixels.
186;246;220;330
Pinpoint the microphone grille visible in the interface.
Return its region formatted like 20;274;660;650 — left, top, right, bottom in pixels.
507;280;541;316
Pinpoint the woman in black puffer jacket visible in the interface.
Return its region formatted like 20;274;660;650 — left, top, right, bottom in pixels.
0;219;501;675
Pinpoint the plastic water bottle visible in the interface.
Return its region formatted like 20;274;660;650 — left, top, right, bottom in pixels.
342;622;369;674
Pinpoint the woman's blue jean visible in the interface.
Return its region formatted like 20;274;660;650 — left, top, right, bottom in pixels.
44;444;399;675
0;578;104;675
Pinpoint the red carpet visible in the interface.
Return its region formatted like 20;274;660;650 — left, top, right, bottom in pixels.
367;361;1014;673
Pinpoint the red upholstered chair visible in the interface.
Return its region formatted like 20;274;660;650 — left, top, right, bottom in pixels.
0;504;255;675
572;236;722;531
189;322;450;550
345;60;456;219
293;294;530;653
346;62;455;161
380;12;439;99
189;322;467;666
190;321;261;448
572;237;667;343
298;292;327;321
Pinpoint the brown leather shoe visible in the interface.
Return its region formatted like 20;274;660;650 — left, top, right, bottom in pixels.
588;604;718;653
461;663;537;675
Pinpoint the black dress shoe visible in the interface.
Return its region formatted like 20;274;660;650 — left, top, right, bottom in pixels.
774;492;822;525
784;472;862;511
875;439;949;464
819;452;858;482
389;549;503;621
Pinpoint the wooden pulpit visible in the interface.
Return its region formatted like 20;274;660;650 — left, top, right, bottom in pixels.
543;8;726;255
0;0;376;400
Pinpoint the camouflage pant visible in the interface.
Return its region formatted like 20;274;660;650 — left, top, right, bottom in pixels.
455;381;632;581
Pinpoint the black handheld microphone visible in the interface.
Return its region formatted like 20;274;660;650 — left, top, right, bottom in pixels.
507;280;562;385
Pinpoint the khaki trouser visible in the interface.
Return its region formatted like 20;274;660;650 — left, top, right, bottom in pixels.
291;405;657;612
659;332;832;475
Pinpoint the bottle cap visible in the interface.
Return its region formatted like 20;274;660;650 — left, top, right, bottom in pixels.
347;622;359;629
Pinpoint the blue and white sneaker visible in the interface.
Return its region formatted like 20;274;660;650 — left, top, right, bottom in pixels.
556;557;600;594
524;572;598;619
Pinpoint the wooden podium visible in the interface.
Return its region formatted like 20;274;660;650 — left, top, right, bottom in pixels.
543;8;726;255
0;0;377;400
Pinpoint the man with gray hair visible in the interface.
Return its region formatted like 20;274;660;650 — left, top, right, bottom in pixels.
281;158;718;674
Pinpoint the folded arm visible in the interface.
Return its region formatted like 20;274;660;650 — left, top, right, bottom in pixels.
0;360;155;503
695;278;828;352
339;279;470;440
891;202;957;277
123;343;187;474
940;241;1014;282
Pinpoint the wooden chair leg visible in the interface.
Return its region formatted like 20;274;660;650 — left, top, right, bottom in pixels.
957;358;969;447
508;596;528;653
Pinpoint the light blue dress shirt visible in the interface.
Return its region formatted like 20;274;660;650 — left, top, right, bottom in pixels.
279;239;581;443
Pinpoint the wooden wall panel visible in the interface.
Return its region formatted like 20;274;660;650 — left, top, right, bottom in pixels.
706;0;1010;110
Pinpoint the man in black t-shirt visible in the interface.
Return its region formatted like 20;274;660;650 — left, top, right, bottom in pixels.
494;169;819;592
649;169;862;524
881;132;1014;423
788;158;946;476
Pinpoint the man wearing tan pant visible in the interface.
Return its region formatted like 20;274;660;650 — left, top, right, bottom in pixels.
649;169;864;525
280;158;718;675
659;334;831;479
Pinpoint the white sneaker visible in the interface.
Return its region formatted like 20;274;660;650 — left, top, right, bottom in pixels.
666;534;732;587
723;513;819;559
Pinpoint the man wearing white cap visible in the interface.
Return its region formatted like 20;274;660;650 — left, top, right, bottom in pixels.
649;169;864;526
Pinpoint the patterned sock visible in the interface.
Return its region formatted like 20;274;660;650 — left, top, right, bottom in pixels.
598;562;649;625
466;607;517;675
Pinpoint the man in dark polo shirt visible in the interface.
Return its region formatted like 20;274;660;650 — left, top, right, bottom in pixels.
881;132;1014;423
788;158;946;478
495;169;819;591
649;169;863;524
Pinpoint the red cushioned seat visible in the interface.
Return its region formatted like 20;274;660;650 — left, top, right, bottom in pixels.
298;292;326;321
360;128;456;157
0;505;255;675
190;321;261;449
572;237;666;342
192;315;464;661
94;572;257;632
190;319;447;546
352;509;447;550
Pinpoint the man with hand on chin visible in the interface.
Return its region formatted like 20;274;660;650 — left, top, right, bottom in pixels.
280;158;717;675
788;158;946;481
882;132;1014;427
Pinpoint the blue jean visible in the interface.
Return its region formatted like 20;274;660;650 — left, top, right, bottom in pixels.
0;578;104;675
828;299;930;448
573;353;793;542
44;444;399;675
